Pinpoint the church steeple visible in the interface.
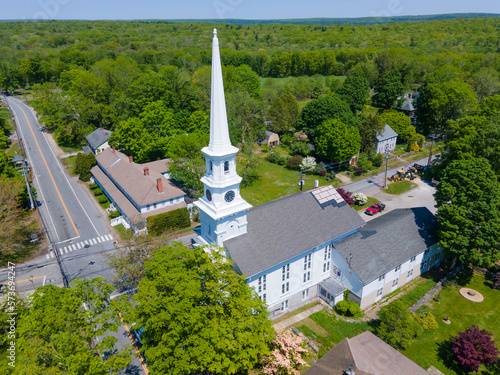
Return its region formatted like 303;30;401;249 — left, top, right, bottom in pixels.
194;29;252;247
204;29;239;156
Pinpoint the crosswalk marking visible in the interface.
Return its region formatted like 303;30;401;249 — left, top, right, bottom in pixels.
47;234;115;257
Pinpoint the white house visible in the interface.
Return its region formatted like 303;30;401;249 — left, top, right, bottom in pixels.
194;29;442;316
375;124;398;154
85;127;113;155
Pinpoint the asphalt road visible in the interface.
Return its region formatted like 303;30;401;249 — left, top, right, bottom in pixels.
3;96;120;284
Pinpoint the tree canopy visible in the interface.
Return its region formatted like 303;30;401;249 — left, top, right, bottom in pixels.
130;243;274;375
435;157;500;267
315;119;361;162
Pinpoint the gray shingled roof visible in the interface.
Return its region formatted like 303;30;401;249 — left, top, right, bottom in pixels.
334;207;438;284
224;186;365;278
304;331;428;375
376;124;398;142
86;128;112;150
402;98;415;112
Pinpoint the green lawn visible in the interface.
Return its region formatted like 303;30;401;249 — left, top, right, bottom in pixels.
0;108;15;133
385;180;417;195
352;196;379;211
402;272;500;375
61;155;78;177
5;142;21;158
115;224;134;241
240;158;341;206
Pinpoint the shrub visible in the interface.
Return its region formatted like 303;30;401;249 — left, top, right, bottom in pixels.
300;156;317;174
109;210;121;219
93;188;103;196
352;192;368;206
268;152;286;165
371;153;384;168
407;141;420;152
335;300;362;319
378;300;423;350
354;167;364;175
492;272;500;290
319;170;326;176
336;188;354;205
261;331;308;375
98;195;109;204
413;311;438;330
314;162;326;175
356;153;372;171
451;325;499;372
286;155;303;170
280;133;294;146
290;141;310;156
147;207;191;236
89;183;99;190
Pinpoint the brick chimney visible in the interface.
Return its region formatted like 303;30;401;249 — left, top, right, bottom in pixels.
129;156;133;163
144;167;149;176
156;178;163;193
112;146;116;152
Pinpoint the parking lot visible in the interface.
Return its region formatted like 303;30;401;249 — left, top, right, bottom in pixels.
359;177;437;222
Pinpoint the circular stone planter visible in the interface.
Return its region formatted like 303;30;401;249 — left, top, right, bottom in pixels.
459;288;484;302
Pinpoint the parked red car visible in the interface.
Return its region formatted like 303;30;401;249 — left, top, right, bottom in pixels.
365;203;386;216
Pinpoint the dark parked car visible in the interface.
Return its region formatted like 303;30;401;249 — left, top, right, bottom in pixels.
365;203;386;216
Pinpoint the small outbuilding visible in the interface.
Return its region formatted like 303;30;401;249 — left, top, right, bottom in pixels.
375;124;398;154
260;131;280;147
85;128;113;155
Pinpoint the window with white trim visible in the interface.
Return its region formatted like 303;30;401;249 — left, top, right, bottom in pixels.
395;265;401;272
304;254;312;270
410;256;416;262
282;264;290;281
333;265;341;278
323;261;330;273
302;289;309;299
377;288;383;296
303;271;310;283
379;274;385;282
407;269;413;278
392;278;399;287
258;275;266;293
281;300;288;311
324;246;331;260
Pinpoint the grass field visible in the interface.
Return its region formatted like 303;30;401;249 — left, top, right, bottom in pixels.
61;155;78;177
240;157;341;206
402;271;500;374
0;107;15;133
385;180;417;195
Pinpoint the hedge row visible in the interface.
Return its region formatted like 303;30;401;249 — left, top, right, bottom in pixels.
147;207;191;236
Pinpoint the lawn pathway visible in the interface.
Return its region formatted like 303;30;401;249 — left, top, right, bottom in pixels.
274;303;325;330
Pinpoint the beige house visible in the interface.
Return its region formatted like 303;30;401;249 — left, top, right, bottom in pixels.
91;148;186;232
260;131;280;147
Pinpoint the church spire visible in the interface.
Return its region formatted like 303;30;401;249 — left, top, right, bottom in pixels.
206;28;238;156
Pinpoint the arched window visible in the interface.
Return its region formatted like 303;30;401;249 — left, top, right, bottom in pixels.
224;161;229;173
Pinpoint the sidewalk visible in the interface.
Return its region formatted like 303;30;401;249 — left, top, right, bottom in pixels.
274;303;324;330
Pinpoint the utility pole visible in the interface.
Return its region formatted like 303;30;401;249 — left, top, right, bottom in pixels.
383;144;390;190
427;134;438;167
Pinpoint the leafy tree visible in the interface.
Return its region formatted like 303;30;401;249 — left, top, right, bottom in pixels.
16;279;131;374
130;243;274;375
416;80;478;134
336;188;354;205
379;111;417;144
359;113;386;153
226;89;264;144
338;70;370;113
109;118;152;163
74;152;97;181
377;300;423;350
451;325;499;372
315;119;361;162
376;69;404;110
473;67;500;101
435;157;500;267
300;156;317;174
295;95;358;139
289;141;310;157
268;91;299;134
352;192;368;205
261;331;308;375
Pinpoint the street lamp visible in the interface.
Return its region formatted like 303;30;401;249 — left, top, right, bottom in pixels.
383;144;390;190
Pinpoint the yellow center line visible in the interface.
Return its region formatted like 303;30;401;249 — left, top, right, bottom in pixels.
14;275;45;284
11;101;80;237
118;312;149;375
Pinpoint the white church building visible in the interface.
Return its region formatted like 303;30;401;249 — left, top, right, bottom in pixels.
195;30;443;316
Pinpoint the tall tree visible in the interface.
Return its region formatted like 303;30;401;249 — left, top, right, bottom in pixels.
130;243;274;375
315;119;361;162
295;95;358;140
435;157;500;267
379;111;420;144
376;69;404;110
358;113;385;153
267;91;299;134
15;279;131;374
377;300;422;350
338;71;370;113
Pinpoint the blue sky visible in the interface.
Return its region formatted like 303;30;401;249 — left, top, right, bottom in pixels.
2;0;499;20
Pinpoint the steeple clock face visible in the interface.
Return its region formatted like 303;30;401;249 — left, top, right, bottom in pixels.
224;190;235;203
206;189;212;201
